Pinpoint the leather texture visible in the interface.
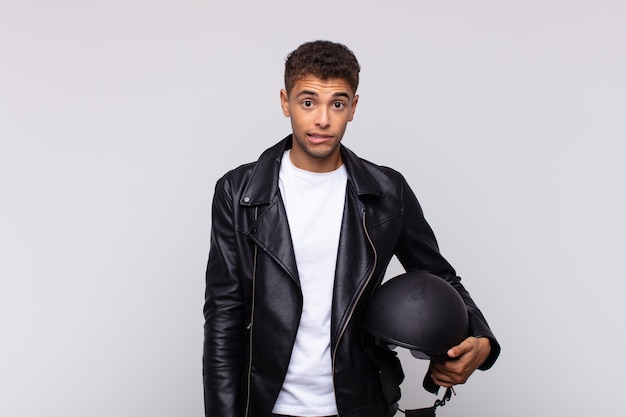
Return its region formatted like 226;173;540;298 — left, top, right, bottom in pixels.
203;136;500;417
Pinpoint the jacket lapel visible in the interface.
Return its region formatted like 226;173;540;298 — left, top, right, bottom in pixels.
240;137;299;285
248;195;299;285
331;183;375;344
330;145;386;343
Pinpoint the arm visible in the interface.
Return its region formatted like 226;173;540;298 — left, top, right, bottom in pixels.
203;178;245;417
394;175;500;378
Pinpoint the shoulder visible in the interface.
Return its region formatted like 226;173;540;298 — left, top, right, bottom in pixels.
361;157;405;182
342;145;411;194
217;160;257;183
213;138;288;207
214;161;257;197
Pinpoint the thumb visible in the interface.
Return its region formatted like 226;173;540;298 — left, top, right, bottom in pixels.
447;337;473;358
447;346;461;358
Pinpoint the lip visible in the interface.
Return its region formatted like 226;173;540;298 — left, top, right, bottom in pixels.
307;132;334;144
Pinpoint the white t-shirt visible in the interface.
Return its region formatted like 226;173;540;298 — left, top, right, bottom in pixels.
272;150;347;416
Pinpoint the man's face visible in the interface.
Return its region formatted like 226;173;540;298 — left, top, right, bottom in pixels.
280;75;359;172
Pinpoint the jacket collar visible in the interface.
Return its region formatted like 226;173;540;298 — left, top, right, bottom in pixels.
240;135;384;206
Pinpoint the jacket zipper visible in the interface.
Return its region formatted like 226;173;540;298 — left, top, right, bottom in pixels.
244;207;259;417
331;210;378;411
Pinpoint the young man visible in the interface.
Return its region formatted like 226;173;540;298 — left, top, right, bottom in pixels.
203;40;500;417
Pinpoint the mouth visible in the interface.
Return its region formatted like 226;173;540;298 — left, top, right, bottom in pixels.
307;132;334;144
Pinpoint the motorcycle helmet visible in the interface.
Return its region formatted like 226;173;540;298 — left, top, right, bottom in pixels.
363;271;469;359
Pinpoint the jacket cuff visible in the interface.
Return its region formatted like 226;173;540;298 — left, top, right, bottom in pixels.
477;336;501;371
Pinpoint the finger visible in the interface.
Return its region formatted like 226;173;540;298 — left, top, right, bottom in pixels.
430;364;470;387
429;367;453;387
447;336;476;358
430;362;458;385
430;357;475;386
430;366;461;387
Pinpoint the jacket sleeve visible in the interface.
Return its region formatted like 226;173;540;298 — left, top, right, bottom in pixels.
203;178;246;417
393;175;500;370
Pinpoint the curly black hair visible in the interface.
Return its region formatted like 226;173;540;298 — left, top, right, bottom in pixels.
284;40;360;95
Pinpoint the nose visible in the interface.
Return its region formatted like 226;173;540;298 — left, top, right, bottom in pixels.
314;107;330;128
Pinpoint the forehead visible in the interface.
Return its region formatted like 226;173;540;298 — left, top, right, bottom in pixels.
290;75;354;98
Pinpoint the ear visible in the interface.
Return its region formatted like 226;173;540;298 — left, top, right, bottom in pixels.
348;94;359;121
280;89;290;117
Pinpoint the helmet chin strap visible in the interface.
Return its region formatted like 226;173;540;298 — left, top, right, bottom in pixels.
399;386;455;417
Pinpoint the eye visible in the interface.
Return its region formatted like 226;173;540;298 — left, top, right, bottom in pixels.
302;100;313;108
333;101;345;109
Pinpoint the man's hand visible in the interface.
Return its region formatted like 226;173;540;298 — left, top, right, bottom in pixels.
429;336;491;387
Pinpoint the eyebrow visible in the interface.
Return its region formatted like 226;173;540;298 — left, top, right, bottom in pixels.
332;91;351;99
295;90;351;99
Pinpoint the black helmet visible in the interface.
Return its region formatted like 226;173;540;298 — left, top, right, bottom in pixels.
363;271;469;359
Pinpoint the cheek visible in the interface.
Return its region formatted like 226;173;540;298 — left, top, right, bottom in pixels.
339;114;353;126
290;111;310;127
289;116;306;132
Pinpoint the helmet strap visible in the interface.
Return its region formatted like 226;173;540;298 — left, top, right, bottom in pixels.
401;387;455;417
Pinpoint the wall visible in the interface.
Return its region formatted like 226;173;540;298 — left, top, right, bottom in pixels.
1;1;624;416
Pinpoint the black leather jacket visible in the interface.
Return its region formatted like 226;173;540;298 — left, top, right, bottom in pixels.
203;136;500;417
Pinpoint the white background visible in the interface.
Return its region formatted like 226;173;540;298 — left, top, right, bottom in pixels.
1;1;625;416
